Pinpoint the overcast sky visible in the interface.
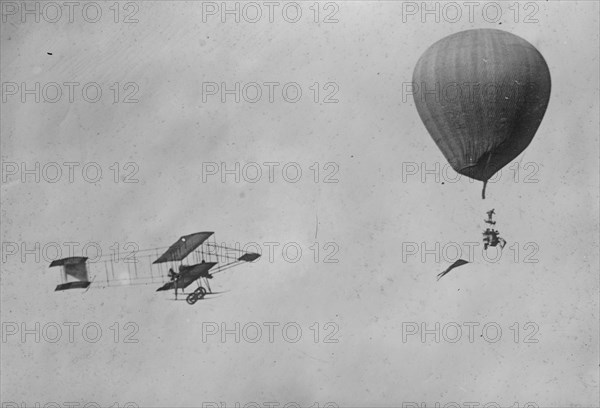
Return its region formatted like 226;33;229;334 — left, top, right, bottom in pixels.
1;1;599;407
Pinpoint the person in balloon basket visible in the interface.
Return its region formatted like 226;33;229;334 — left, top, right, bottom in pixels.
483;228;497;250
485;209;496;225
483;228;506;250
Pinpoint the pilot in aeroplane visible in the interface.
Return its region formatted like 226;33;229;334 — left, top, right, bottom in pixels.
168;268;179;281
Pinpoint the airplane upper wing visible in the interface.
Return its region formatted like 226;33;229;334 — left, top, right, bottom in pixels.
153;232;214;264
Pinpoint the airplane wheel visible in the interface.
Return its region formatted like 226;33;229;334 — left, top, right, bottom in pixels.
186;293;198;305
197;287;207;299
194;287;207;299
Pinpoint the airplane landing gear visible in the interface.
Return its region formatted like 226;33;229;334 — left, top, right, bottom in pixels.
185;286;207;305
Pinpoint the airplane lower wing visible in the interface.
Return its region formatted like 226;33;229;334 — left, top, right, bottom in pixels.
156;262;217;291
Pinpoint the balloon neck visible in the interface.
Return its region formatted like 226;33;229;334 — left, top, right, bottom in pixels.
482;180;488;200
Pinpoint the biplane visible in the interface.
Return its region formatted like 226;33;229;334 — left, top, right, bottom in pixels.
49;232;260;305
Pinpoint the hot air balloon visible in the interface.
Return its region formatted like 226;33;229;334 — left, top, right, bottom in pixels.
412;29;551;198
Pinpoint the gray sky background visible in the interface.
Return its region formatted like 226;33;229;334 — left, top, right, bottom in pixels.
1;1;599;407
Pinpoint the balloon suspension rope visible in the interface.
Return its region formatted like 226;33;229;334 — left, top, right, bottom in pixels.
481;153;493;200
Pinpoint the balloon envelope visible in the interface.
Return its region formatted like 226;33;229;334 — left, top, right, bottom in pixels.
412;29;551;196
